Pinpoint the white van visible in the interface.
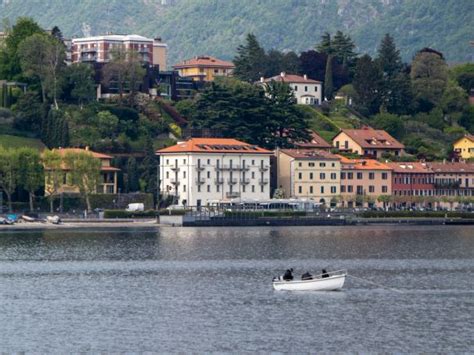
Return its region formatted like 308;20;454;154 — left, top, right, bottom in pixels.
126;203;145;212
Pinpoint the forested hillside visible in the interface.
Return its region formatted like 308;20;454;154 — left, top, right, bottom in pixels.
1;0;472;64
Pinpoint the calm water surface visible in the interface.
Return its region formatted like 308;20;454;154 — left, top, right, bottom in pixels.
0;225;473;352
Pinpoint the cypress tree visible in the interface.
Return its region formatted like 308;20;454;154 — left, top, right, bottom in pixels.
127;157;140;192
324;55;334;100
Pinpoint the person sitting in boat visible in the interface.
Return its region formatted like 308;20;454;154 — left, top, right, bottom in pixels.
283;268;294;281
301;272;313;280
321;269;329;278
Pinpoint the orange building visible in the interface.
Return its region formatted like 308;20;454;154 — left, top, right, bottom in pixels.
173;56;235;81
339;157;392;208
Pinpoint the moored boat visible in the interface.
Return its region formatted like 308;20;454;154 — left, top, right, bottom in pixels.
272;269;347;291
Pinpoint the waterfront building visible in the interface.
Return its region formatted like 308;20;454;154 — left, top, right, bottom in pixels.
453;134;474;160
156;138;272;207
426;161;474;197
387;162;435;198
259;72;323;105
71;34;167;69
43;148;119;195
173;56;235;82
339;157;392;208
276;149;341;205
332;127;404;158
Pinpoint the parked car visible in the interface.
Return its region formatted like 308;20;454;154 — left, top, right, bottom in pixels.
126;203;145;212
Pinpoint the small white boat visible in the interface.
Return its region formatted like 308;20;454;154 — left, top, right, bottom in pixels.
46;215;61;225
272;269;347;291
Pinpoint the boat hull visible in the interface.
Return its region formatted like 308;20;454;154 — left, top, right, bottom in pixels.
272;274;346;291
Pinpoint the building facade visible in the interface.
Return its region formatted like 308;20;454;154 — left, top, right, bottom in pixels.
259;72;323;105
173;56;235;81
339;157;392;207
332;127;405;158
453;134;474;160
71;34;167;69
156;138;272;206
44;148;119;195
427;162;474;197
387;162;435;198
276;149;341;204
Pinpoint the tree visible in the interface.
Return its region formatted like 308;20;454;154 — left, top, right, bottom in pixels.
63;63;96;106
316;32;333;54
353;54;383;116
0;147;19;211
42;149;63;213
376;34;403;78
18;33;66;107
324;55;334;100
372;113;405;139
95;111;119;138
0;17;43;80
377;195;393;210
17;147;43;211
102;48;146;104
140;135;158;200
299;50;327;81
331;31;357;68
126;157;140;192
450;63;474;94
50;26;63;42
12;91;47;132
64;151;101;212
42;108;69;148
411;49;448;111
233;33;267;82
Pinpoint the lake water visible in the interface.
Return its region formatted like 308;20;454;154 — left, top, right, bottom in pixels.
0;225;473;352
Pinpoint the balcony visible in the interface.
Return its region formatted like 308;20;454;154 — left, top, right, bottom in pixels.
214;178;224;185
226;192;241;198
259;166;270;172
195;178;205;185
80;55;97;62
259;179;269;185
170;166;180;172
170;178;180;185
228;178;238;185
80;48;97;53
434;181;461;189
195;165;205;171
240;178;250;185
215;165;248;171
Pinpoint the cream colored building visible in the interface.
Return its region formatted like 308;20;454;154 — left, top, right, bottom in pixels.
276;149;341;205
156;138;272;207
453;134;474;160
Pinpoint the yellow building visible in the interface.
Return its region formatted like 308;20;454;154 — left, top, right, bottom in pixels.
44;148;119;195
276;149;341;205
173;56;235;82
453;134;474;159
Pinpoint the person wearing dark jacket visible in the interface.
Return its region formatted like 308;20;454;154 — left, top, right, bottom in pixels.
321;269;329;278
283;268;294;281
301;272;313;280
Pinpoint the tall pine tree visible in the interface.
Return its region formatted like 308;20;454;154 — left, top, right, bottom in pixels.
233;33;267;82
353;54;383;116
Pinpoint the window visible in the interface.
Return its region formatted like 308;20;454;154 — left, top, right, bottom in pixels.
298;186;302;194
243;185;246;193
309;173;313;180
341;185;346;193
183;185;186;192
207;171;210;178
369;185;375;193
217;184;220;192
261;185;264;193
357;186;363;195
198;185;201;192
382;172;388;180
252;172;255;179
320;173;325;180
331;163;335;167
348;172;353;180
252;160;255;165
348;185;353;193
166;171;169;178
207;185;210;192
314;86;318;92
183;171;186;178
382;186;388;193
166;159;169;165
214;69;218;73
331;173;337;180
294;85;298;91
369;172;375;180
341;172;346;180
331;186;336;194
320;186;325;194
305;86;308;92
197;158;201;166
207;159;211;165
298;172;302;179
252;185;255;193
320;162;326;167
183;159;186;165
336;141;340;148
357;172;363;180
309;186;313;194
344;141;349;149
308;162;315;167
298;162;302;167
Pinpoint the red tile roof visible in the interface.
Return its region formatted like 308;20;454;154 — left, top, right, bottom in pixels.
156;138;272;154
173;56;235;69
335;128;405;149
426;162;474;173
386;162;433;174
280;149;340;160
339;157;392;171
263;73;321;84
294;131;332;149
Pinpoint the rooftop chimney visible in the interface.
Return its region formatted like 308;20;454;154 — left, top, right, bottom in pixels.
280;72;286;78
304;74;307;80
260;77;264;83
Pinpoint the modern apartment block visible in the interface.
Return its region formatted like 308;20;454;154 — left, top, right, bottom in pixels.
71;34;167;69
156;138;272;207
276;149;341;204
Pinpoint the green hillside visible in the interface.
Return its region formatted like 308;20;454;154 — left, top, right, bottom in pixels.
1;0;472;64
0;134;46;150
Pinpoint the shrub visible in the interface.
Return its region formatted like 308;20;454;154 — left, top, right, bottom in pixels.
104;210;158;218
